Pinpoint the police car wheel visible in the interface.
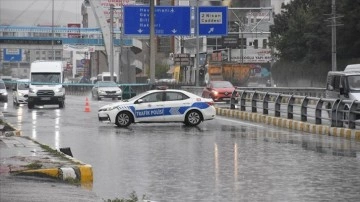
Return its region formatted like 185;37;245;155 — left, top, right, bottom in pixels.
116;111;132;127
185;110;202;126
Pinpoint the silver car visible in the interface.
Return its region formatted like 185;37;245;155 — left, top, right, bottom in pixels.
13;79;30;106
0;79;8;102
91;81;122;100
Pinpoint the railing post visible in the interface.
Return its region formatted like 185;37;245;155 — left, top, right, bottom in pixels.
274;94;281;117
348;100;357;129
315;99;323;125
251;91;258;113
287;95;294;119
301;96;308;122
331;99;340;127
240;90;246;111
335;100;345;127
263;92;269;115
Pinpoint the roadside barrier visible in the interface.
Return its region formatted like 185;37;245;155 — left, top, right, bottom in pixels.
230;89;360;130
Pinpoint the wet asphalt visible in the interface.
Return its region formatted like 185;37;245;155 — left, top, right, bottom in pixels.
1;93;360;201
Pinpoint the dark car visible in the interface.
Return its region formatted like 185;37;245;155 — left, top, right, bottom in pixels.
0;79;8;102
202;80;236;102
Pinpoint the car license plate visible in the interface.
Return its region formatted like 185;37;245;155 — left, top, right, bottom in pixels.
41;97;51;100
223;98;230;101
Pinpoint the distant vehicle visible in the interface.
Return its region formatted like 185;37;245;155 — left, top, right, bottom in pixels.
0;75;12;89
28;60;65;109
0;79;8;102
202;80;236;102
97;72;117;82
12;79;30;106
91;81;122;100
98;89;216;127
325;70;360;119
325;71;360;101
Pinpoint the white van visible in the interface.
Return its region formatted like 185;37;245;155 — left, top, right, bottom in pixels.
12;79;30;106
325;71;360;101
28;60;65;109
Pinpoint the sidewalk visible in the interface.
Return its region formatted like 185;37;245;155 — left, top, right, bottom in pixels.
0;118;102;201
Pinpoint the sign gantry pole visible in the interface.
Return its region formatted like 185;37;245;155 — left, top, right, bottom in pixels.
149;0;156;85
195;0;200;86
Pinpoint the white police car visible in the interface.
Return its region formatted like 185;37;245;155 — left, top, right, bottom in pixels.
98;89;216;127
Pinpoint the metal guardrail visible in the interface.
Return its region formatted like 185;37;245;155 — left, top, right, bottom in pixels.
230;89;360;129
237;87;326;97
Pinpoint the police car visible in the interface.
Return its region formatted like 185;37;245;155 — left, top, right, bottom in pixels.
98;89;216;127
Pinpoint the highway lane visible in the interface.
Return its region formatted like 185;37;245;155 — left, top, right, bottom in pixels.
1;94;360;201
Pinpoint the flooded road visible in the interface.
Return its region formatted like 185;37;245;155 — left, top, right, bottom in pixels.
1;94;360;201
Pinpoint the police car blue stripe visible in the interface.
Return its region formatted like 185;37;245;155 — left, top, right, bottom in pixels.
191;102;210;109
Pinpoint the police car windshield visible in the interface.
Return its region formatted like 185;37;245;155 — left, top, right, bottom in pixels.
347;75;360;90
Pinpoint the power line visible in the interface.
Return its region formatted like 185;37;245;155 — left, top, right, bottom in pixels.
9;0;39;25
33;0;52;25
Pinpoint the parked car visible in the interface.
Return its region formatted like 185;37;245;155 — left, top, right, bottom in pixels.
0;79;8;102
91;81;122;100
98;88;216;127
12;79;30;106
202;80;236;102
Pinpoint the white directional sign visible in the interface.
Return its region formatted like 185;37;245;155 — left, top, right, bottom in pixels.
199;6;228;36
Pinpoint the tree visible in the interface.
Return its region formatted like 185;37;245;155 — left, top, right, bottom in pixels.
269;0;360;87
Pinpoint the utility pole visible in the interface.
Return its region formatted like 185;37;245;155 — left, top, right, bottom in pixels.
326;0;343;71
51;0;55;60
195;0;200;86
149;0;156;85
109;4;114;82
331;0;336;71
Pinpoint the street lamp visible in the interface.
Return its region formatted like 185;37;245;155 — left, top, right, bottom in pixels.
234;22;244;64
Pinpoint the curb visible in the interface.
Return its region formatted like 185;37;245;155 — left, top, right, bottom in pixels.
216;108;360;141
18;164;93;188
1;119;94;187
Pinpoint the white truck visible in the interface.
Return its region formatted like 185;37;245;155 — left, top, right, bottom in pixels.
97;72;117;82
28;60;65;109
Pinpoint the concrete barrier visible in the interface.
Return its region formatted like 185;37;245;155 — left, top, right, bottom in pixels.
216;108;360;141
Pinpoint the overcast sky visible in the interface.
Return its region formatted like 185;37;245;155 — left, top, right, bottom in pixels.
0;0;83;26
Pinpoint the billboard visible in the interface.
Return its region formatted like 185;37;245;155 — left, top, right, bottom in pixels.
67;23;81;38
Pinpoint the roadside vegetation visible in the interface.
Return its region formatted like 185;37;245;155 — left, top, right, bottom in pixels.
269;0;360;87
104;191;148;202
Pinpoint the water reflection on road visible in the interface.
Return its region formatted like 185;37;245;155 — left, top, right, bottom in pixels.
1;96;360;201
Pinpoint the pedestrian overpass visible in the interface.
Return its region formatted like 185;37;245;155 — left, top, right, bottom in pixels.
0;25;142;53
0;25;143;80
